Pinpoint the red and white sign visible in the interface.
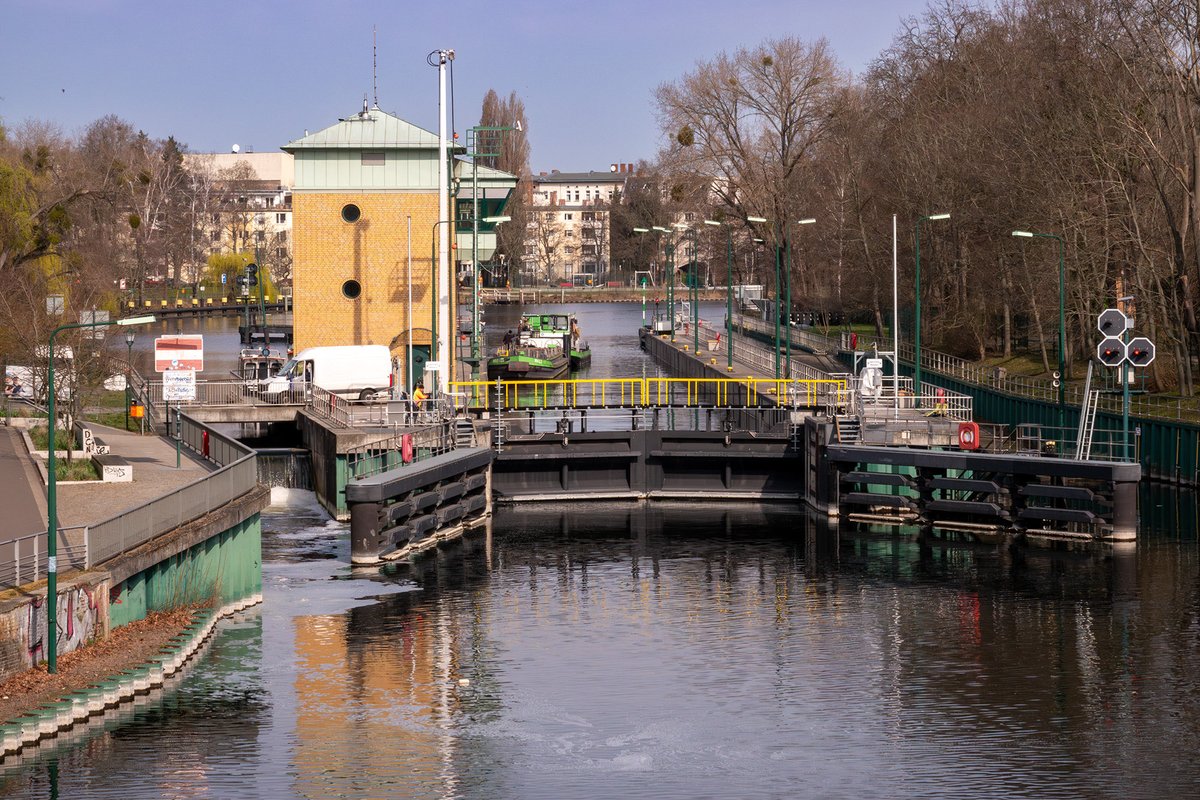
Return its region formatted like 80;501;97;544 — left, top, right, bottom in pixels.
154;335;204;372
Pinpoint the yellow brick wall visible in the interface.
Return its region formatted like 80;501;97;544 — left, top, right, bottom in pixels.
292;192;442;358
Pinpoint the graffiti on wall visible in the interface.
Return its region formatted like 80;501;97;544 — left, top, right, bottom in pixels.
20;586;101;669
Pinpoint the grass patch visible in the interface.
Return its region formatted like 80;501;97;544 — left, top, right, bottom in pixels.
28;426;75;451
91;390;129;410
53;458;100;481
87;410;135;431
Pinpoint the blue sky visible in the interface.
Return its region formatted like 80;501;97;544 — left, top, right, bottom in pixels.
1;0;931;172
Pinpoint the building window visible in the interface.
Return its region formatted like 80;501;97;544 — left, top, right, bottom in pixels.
276;213;287;224
582;212;595;222
544;212;554;221
341;204;361;223
563;213;573;221
565;246;575;255
565;230;574;238
361;152;385;166
211;231;220;242
276;247;287;258
342;279;362;299
685;212;695;222
255;231;265;243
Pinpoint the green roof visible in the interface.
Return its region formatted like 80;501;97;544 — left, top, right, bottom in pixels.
283;106;448;151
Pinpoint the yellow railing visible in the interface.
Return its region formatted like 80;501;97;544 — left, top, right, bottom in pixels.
448;377;846;410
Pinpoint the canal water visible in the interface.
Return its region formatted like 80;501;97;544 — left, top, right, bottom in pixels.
4;307;1199;798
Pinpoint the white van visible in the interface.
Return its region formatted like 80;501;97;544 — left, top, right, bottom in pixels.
260;345;392;401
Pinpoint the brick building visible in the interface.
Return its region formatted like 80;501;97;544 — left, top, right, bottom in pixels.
283;103;514;387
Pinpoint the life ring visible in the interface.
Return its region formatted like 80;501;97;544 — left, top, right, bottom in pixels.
958;421;980;450
401;433;414;464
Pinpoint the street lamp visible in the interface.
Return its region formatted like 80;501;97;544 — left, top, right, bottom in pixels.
46;313;155;673
429;218;456;396
704;220;736;371
787;218;817;376
466;123;521;380
469;214;510;379
1013;230;1066;427
677;225;700;353
124;330;136;431
746;216;787;379
914;212;950;401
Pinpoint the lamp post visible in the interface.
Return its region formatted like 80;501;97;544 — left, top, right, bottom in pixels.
46;314;155;673
746;216;782;377
788;218;817;378
1013;230;1066;428
677;225;700;353
466;123;520;381
914;212;950;401
469;214;510;380
124;330;135;431
704;220;736;371
651;226;673;332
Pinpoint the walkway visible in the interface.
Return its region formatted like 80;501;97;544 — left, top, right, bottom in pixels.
55;423;210;529
0;427;48;538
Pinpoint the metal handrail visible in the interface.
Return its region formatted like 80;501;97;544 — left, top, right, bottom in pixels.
448;376;847;411
85;412;258;566
4;412;258;587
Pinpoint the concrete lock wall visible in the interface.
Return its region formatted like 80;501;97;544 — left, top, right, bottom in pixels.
109;515;262;629
0;486;267;682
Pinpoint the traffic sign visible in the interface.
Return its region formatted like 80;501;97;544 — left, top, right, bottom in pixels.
221;273;227;285
162;369;196;401
154;335;204;372
1097;308;1130;336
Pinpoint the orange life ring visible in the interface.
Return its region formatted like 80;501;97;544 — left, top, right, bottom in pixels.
401;433;414;464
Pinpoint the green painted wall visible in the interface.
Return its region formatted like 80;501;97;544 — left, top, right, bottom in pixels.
109;515;262;629
293;149;438;191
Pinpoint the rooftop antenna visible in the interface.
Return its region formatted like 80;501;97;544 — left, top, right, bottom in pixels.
372;25;378;108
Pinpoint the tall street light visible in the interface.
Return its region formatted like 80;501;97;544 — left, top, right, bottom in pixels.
46;313;156;673
788;218;817;377
124;329;136;431
677;225;700;353
747;216;784;377
469;214;511;379
467;123;521;381
914;212;950;401
652;226;674;333
1013;229;1066;428
703;219;736;371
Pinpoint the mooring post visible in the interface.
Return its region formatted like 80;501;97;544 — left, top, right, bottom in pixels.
1112;479;1138;541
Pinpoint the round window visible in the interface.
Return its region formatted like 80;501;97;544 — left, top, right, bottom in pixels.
342;279;362;299
341;204;361;223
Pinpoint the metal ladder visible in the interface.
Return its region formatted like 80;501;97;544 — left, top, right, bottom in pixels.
1075;362;1100;460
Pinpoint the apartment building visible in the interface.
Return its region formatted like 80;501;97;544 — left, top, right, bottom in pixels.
523;164;634;284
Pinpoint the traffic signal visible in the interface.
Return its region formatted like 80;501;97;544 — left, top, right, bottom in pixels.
1097;308;1129;336
1127;337;1155;367
1097;336;1126;367
245;263;259;287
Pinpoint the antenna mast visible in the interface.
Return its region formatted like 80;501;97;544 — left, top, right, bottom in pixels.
372;26;378;107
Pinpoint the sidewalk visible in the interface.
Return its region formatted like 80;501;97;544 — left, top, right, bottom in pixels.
0;427;48;538
55;423;210;528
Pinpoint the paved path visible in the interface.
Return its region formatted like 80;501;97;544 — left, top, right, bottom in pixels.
55;423;209;528
0;427;48;538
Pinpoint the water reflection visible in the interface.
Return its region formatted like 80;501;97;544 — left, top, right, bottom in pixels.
4;489;1200;799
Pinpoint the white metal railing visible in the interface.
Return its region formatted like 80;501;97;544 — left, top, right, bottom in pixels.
696;320;837;385
0;527;88;589
85;413;257;566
